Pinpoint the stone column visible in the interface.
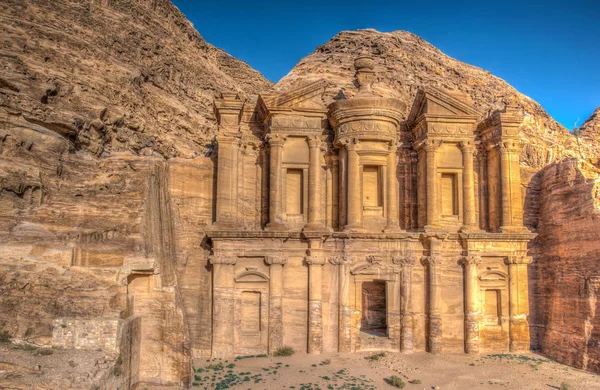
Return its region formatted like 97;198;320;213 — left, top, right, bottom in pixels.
338;147;347;229
422;255;443;354
345;141;362;231
460;142;477;231
267;134;286;230
394;256;417;353
215;135;240;228
306;255;326;354
506;255;532;352
461;255;482;354
209;254;237;358
387;272;402;351
498;143;512;230
424;142;439;229
385;141;402;232
306;136;324;230
266;256;287;354
330;256;353;352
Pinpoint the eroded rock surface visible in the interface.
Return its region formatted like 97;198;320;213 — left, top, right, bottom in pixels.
529;158;600;372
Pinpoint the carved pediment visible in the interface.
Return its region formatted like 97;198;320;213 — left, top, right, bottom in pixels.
234;268;269;283
257;80;328;123
407;87;481;125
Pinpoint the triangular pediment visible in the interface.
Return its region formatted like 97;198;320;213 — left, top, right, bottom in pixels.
257;80;328;119
407;87;481;124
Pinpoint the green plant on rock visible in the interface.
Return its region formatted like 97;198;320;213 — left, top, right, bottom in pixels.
560;382;570;390
273;346;295;357
0;331;11;343
387;375;405;388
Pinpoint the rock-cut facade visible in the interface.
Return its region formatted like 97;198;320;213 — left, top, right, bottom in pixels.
208;56;536;357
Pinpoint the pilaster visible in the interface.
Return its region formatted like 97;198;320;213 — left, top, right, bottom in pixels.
266;256;287;353
505;255;532;352
344;140;363;231
306;254;326;354
209;254;237;358
393;256;418;353
461;254;482;354
422;254;443;354
330;256;354;352
305;135;325;231
459;142;478;232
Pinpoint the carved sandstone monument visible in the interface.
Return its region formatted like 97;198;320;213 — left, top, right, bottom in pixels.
1;1;599;388
207;56;536;357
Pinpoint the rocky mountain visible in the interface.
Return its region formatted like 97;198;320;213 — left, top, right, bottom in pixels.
0;0;272;159
581;107;600;140
277;29;596;169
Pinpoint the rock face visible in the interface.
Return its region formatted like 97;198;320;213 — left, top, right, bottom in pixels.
277;29;597;168
0;0;272;158
529;159;600;372
581;107;600;142
0;0;270;387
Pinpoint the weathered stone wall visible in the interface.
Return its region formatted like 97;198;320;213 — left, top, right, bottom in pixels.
529;158;600;373
52;318;121;352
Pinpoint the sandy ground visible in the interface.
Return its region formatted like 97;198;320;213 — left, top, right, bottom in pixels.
0;343;112;389
190;351;600;390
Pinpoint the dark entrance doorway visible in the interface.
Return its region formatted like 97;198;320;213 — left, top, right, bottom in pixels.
361;280;387;337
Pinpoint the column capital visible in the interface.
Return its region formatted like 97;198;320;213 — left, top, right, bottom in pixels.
266;133;287;146
495;140;521;154
392;256;418;267
505;255;532;265
460;255;482;266
458;141;476;154
265;256;287;265
307;135;322;148
305;256;326;266
328;256;354;266
209;255;237;265
421;256;443;267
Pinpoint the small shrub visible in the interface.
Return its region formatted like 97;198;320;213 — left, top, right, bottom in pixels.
365;352;386;361
206;362;224;371
116;355;123;365
113;366;121;377
61;324;67;329
68;360;76;368
387;375;405;388
321;359;331;365
273;346;295;357
24;328;33;337
15;343;37;351
0;331;11;343
35;348;53;356
560;383;570;390
408;379;421;384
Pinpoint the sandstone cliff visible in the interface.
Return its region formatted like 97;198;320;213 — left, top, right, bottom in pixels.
277;29;596;169
0;0;272;159
529;159;600;372
581;107;600;142
0;0;270;387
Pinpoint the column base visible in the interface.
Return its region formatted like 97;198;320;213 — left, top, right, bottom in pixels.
459;225;483;234
343;224;366;233
303;222;330;233
500;225;531;234
211;221;242;231
383;224;405;233
266;222;289;231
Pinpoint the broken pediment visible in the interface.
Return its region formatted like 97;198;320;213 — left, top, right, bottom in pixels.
407;87;481;125
257;80;328;121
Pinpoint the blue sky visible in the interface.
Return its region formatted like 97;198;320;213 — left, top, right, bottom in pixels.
172;0;599;130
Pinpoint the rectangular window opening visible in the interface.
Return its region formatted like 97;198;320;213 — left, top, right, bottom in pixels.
286;168;304;215
441;173;458;216
363;165;382;207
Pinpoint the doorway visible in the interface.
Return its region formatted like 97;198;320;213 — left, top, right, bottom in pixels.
361;280;387;337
